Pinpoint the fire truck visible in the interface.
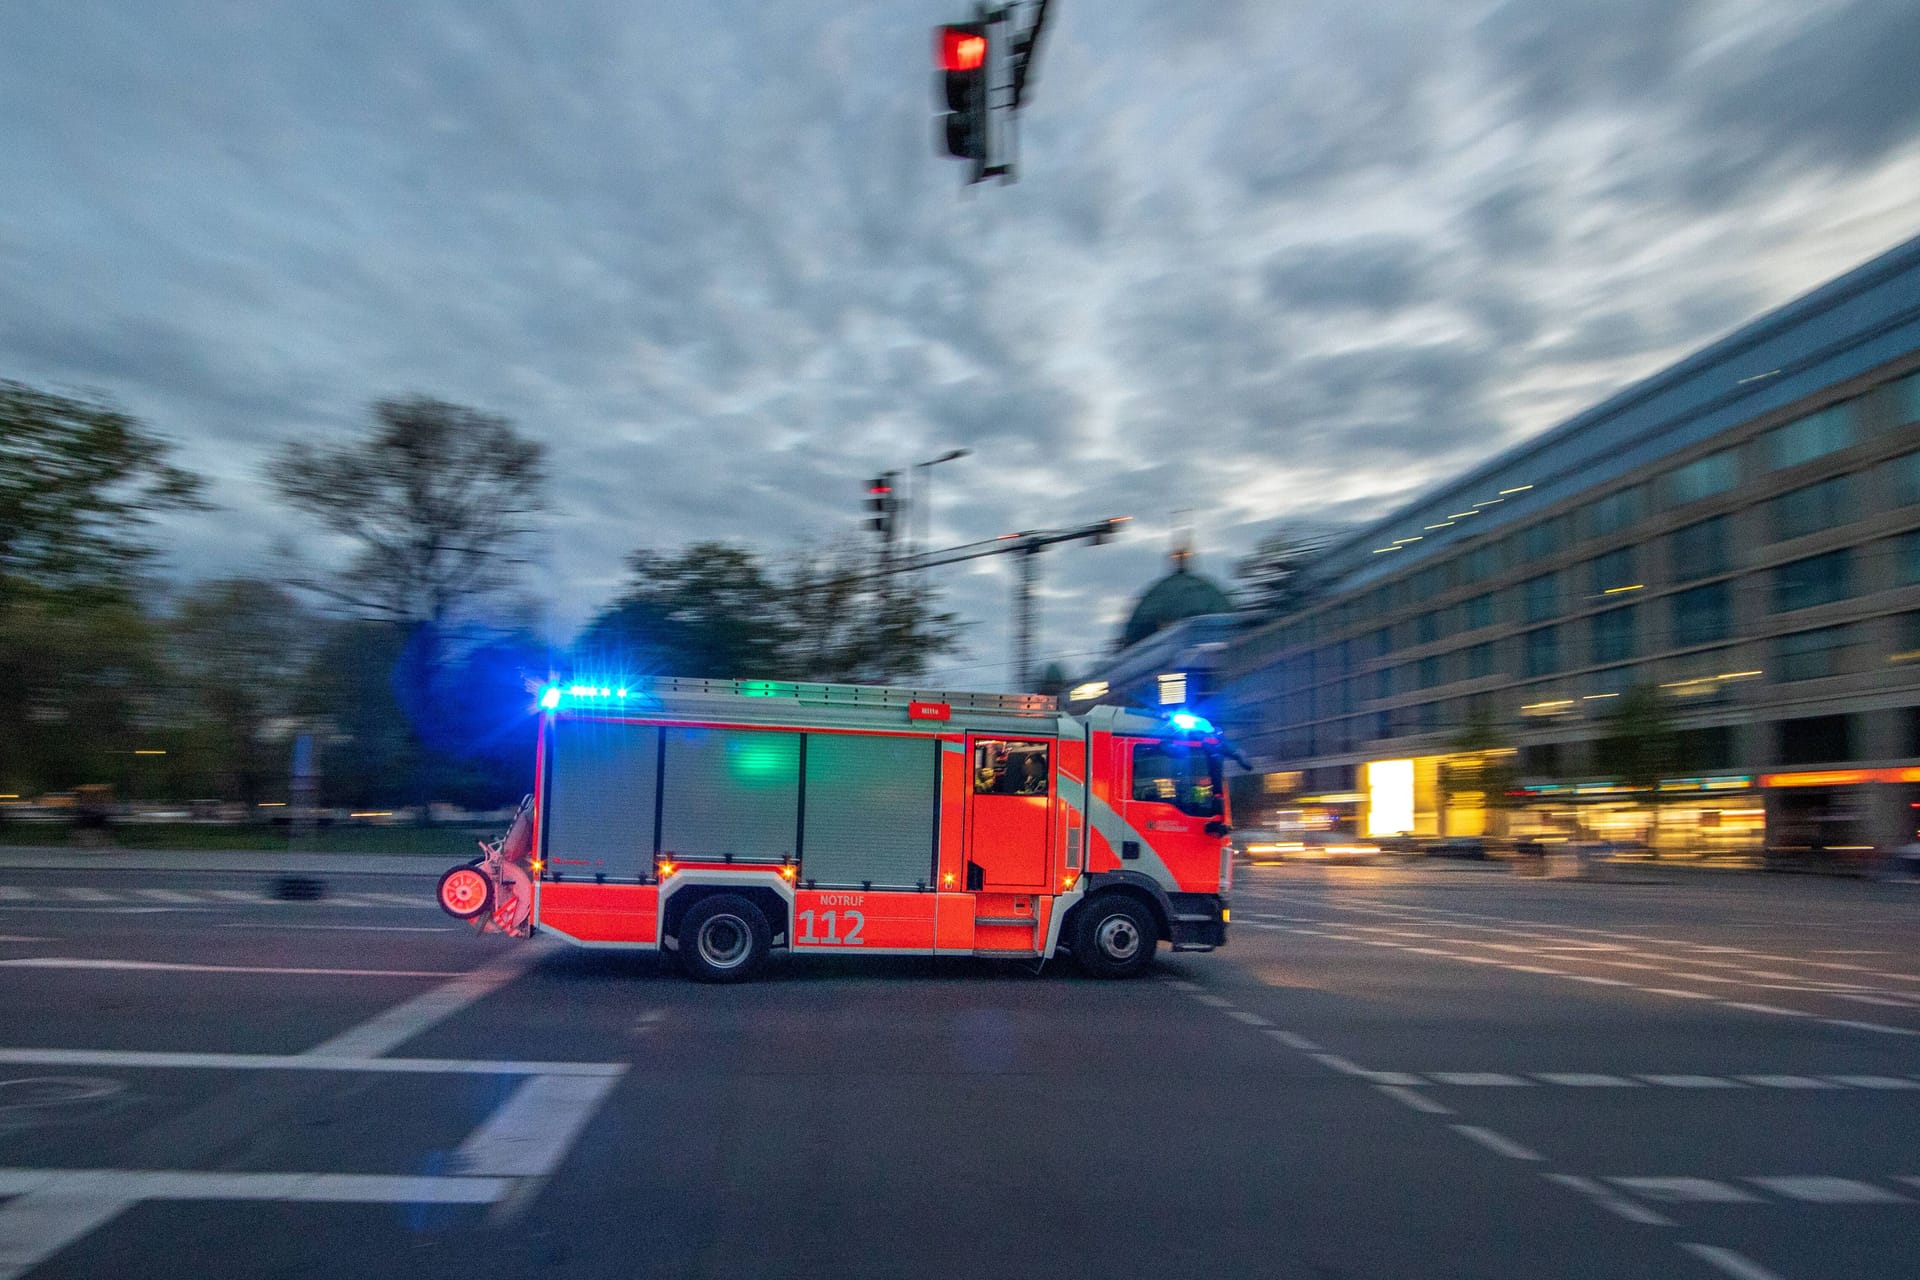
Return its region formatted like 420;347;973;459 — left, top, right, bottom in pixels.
436;676;1232;981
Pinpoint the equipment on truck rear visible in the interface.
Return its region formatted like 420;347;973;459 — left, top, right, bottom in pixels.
437;677;1232;980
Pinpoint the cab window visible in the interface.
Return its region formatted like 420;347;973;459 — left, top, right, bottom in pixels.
974;740;1050;796
1131;741;1220;817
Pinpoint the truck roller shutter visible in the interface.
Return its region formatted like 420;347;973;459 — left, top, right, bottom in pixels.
801;733;938;889
660;728;800;863
546;719;659;879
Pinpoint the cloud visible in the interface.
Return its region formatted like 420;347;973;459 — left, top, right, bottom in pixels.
3;0;1919;690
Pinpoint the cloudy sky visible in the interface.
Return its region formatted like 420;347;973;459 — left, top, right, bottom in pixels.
5;0;1919;688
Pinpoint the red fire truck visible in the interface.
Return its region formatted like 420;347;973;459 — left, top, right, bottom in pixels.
437;676;1232;981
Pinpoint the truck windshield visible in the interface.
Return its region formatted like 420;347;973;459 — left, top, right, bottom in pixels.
1131;741;1222;817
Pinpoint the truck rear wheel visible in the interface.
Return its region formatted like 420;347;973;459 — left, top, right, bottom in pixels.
1073;894;1157;979
679;894;772;983
437;864;492;920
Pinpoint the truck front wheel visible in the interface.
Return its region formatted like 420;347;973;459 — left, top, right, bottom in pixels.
680;894;772;983
1073;895;1158;979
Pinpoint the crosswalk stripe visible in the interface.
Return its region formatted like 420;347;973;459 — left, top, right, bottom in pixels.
1827;1076;1920;1089
132;889;200;903
58;888;113;902
1533;1073;1640;1087
1734;1075;1839;1089
1748;1176;1909;1204
1638;1075;1747;1088
1611;1177;1760;1203
1428;1072;1530;1086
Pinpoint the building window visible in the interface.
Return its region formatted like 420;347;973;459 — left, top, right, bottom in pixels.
1897;370;1920;427
1900;531;1920;588
1592;605;1636;664
1463;592;1494;630
1587;486;1640;538
1417;611;1440;645
1774;714;1852;767
1881;451;1920;508
1418;655;1442;689
1416;701;1439;733
1768;404;1853;470
1776;625;1854;682
1374;711;1392;741
1523;518;1566;560
1467;641;1496;679
1590;546;1635;595
1668;515;1729;581
1464;545;1498;582
1523;626;1559;677
1371;626;1392;658
1672;582;1731;646
1774;548;1854;611
1522;572;1559;623
1665;450;1739;506
1771;473;1853;542
1375;667;1393;700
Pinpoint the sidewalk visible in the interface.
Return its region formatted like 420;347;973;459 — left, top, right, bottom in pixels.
0;845;448;877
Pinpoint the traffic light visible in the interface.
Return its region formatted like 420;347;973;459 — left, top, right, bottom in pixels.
866;474;897;538
935;22;988;180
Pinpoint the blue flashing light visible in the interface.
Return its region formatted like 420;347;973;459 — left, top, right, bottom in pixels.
538;685;562;711
1169;711;1213;733
617;687;628;698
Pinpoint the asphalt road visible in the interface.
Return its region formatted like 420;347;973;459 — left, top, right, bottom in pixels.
1;856;1917;1280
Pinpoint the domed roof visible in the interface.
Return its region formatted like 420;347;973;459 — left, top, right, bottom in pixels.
1120;553;1233;650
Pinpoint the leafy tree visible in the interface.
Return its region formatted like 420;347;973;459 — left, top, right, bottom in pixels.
580;541;961;685
1437;710;1523;836
0;380;205;600
0;381;204;800
270;396;548;817
164;578;315;805
1592;684;1694;851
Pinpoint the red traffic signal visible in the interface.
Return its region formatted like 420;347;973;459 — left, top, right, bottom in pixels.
938;25;987;72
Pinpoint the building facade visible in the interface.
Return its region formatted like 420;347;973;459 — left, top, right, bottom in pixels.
1216;235;1920;861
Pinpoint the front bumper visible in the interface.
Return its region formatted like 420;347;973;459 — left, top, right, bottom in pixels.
1168;892;1227;951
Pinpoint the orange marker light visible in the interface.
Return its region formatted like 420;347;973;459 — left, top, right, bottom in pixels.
658;861;675;877
780;865;797;880
942;872;955;886
530;859;545;872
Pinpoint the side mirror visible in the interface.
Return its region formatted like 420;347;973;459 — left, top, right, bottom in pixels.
1204;820;1231;837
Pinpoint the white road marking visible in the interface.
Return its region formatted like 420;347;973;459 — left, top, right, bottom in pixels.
208;889;264;902
1611;1177;1760;1203
1747;1176;1909;1204
1543;1174;1675;1226
1680;1243;1788;1280
55;888;112;902
0;1183;138;1280
131;888;200;903
1828;1075;1920;1089
1375;1085;1452;1115
0;935;46;943
216;923;452;933
0;887;31;900
1450;1124;1544;1161
0;1047;623;1075
302;944;549;1058
1642;988;1716;1000
0;957;459;977
0;1167;508;1202
1639;1075;1747;1088
1265;1030;1325;1052
1429;1072;1530;1087
1192;993;1233;1008
1819;1018;1919;1037
1720;1002;1812;1018
1534;1073;1640;1087
452;1073;624;1177
1227;1010;1271;1027
1733;1075;1838;1089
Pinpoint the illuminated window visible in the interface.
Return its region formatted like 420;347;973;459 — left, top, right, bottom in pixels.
1774;548;1853;611
1768;405;1853;470
1365;760;1414;836
1666;450;1739;506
